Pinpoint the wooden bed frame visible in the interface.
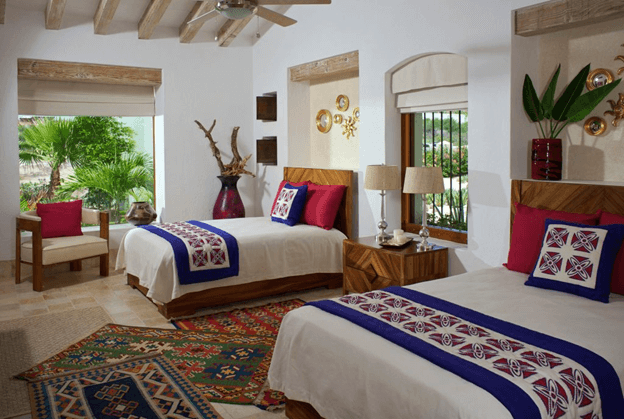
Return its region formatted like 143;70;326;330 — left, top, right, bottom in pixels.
284;178;624;419
127;166;354;319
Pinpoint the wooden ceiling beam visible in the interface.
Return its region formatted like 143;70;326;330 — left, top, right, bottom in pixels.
217;16;253;47
0;0;6;25
290;51;359;82
515;0;624;36
179;1;215;44
18;59;162;86
94;0;121;35
45;0;67;30
139;0;172;40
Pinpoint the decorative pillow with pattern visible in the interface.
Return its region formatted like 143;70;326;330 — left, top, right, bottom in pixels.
526;219;624;303
270;183;308;226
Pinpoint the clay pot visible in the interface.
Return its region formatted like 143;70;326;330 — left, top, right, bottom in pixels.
125;201;157;226
531;138;562;180
213;175;245;219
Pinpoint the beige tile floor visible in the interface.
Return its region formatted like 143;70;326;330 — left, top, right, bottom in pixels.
1;265;342;419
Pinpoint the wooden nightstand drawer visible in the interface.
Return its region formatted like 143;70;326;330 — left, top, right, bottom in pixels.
343;236;448;294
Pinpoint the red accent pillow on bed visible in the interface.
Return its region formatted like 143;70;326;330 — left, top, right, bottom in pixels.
36;200;83;239
598;211;624;295
301;183;346;230
505;203;599;274
271;180;309;215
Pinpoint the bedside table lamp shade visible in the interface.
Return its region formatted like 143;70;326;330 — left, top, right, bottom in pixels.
403;166;444;251
364;164;400;244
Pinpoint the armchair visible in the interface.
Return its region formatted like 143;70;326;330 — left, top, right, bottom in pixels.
15;208;110;292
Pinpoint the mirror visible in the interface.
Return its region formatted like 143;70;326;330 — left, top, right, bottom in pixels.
586;69;614;91
316;109;332;133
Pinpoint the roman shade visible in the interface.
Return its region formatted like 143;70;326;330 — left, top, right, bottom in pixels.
18;79;155;116
392;53;468;113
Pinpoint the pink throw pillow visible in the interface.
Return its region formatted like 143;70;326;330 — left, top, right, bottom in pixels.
598;211;624;295
505;203;599;274
36;200;83;239
301;184;346;230
270;180;309;215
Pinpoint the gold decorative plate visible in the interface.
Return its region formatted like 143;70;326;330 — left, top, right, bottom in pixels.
586;68;614;91
584;116;607;136
334;114;343;124
316;109;332;133
336;95;349;112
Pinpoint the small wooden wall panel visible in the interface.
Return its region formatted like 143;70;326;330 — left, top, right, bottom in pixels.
257;96;277;121
290;51;359;82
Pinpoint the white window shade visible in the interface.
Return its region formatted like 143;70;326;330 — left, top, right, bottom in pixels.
392;53;467;113
18;79;155;116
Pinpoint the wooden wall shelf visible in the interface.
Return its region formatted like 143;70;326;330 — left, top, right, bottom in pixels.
257;137;277;165
256;94;277;121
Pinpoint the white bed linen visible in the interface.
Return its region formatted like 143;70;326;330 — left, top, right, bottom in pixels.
115;217;346;304
268;267;624;419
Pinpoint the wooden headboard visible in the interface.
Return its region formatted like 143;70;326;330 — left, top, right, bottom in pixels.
511;179;624;235
284;167;354;239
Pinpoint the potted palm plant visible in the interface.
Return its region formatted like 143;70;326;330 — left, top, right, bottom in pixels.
523;63;621;180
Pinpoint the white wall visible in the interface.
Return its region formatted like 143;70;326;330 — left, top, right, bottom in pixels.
0;5;254;261
252;0;541;274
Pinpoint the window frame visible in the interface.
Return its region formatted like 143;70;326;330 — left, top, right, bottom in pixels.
400;113;467;244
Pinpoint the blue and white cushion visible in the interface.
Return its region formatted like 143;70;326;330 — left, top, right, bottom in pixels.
270;183;308;226
525;219;624;302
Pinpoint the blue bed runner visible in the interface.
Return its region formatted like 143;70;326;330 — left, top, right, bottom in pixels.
140;220;239;285
308;287;623;419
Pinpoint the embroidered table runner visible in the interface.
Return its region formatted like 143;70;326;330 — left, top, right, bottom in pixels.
140;220;239;285
308;287;623;419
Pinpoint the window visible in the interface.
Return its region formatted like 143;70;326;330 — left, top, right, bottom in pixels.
401;111;468;243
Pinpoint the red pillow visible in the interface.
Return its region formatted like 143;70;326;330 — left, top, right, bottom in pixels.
36;200;83;239
301;183;346;230
270;180;310;215
598;211;624;295
505;203;599;274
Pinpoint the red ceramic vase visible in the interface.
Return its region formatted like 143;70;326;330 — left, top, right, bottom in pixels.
213;175;245;219
531;138;562;180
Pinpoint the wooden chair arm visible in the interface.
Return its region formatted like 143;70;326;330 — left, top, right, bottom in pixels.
16;215;41;233
99;211;109;241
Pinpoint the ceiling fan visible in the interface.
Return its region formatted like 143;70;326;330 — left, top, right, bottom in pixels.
189;0;331;28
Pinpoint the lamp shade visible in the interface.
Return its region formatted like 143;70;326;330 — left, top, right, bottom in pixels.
364;165;401;191
403;166;445;194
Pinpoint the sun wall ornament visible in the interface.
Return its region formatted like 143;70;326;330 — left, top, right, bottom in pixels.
604;93;624;127
342;116;357;139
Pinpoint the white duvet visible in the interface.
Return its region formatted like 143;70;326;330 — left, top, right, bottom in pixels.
268;267;624;419
116;217;346;304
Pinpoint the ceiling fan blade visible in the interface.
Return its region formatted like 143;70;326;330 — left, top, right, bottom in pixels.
255;6;297;26
188;8;219;25
258;0;331;4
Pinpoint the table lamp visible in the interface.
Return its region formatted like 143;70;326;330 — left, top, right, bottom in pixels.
364;164;400;244
403;166;445;251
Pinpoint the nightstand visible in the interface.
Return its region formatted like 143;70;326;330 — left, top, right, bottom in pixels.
342;236;448;294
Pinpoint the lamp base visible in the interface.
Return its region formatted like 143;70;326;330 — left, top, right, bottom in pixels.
375;231;392;245
417;226;433;252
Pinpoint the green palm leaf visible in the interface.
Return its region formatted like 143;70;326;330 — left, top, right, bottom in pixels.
541;64;560;119
551;64;590;121
567;78;622;123
522;74;543;122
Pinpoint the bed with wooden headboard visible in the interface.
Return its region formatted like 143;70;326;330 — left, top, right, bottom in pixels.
120;166;354;319
271;179;624;419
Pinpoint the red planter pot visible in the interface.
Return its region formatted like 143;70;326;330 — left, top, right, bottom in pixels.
213;175;245;219
531;138;562;180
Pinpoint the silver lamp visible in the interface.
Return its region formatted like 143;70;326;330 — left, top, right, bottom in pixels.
403;166;445;251
364;164;401;244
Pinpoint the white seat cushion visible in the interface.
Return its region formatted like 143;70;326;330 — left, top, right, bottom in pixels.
21;235;108;266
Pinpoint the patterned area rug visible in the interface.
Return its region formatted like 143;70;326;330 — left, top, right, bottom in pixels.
172;299;305;335
18;299;305;410
28;355;222;419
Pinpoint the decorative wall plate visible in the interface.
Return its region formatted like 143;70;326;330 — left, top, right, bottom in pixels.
334;114;343;124
353;107;360;121
584;116;607;136
336;95;349;112
316;109;332;133
586;68;614;91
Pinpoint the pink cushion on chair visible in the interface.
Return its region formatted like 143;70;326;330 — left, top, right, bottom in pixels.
301;183;346;230
270;180;310;215
598;210;624;295
505;203;599;274
36;200;84;239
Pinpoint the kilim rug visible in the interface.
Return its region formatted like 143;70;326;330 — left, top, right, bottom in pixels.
171;299;306;409
28;355;222;419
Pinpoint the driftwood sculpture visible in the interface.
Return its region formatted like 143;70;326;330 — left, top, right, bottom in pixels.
195;119;255;178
